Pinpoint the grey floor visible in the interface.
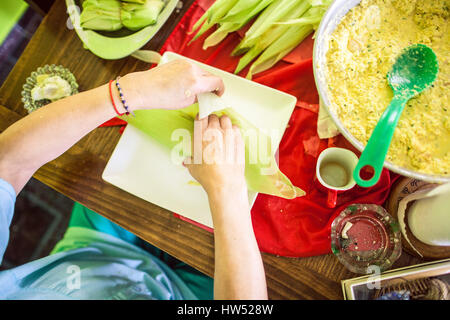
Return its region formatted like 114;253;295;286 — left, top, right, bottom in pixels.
0;179;73;270
0;8;74;271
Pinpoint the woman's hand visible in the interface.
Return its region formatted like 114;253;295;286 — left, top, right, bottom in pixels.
184;114;268;300
184;114;246;199
120;60;225;111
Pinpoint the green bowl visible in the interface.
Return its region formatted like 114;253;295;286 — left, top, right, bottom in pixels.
66;0;180;60
21;64;79;113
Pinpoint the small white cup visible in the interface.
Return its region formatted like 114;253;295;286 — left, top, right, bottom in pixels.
316;147;359;208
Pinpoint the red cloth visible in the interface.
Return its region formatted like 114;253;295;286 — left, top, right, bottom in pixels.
158;0;399;258
100;118;127;127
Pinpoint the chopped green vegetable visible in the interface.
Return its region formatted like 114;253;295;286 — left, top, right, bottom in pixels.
121;0;165;31
121;0;147;3
80;0;123;31
189;0;240;44
80;0;165;32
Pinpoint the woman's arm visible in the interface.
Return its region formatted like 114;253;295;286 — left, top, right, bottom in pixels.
185;114;268;300
0;60;224;194
209;185;268;300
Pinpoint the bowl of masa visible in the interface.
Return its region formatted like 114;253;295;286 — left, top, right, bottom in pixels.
313;0;450;183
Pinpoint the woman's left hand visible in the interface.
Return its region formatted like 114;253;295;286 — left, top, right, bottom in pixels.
119;60;225;111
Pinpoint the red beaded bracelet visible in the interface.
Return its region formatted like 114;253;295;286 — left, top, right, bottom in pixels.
109;79;126;116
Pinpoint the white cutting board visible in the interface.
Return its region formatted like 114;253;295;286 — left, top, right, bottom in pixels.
102;52;297;229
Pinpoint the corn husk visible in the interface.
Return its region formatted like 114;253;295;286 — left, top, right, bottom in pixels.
121;0;147;3
222;0;260;20
131;49;162;63
188;0;331;78
120;105;305;199
189;0;230;35
121;0;165;31
232;0;304;56
245;0;332;78
273;1;331;28
188;0;240;44
234;0;310;73
80;0;122;31
246;24;313;79
202;0;274;50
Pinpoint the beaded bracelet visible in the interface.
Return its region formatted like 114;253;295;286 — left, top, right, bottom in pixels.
115;76;135;117
108;79;125;116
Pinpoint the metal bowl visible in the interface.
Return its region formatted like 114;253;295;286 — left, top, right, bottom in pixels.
312;0;450;184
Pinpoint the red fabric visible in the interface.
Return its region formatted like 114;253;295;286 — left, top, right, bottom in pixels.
158;0;400;257
99;118;127;128
99;82;128;128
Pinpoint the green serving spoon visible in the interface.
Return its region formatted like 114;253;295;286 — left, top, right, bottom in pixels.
353;44;439;188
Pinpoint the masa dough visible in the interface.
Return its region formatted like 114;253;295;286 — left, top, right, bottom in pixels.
326;0;449;176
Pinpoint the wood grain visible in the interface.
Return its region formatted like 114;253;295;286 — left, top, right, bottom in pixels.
24;0;55;15
0;0;424;299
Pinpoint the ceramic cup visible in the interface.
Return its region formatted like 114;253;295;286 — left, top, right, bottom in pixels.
316;147;359;208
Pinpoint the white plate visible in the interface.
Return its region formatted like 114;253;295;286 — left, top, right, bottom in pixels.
102;52;297;229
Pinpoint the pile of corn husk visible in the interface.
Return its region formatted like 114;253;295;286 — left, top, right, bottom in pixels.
190;0;332;79
80;0;166;31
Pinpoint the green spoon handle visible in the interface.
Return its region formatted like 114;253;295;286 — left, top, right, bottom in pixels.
353;95;407;187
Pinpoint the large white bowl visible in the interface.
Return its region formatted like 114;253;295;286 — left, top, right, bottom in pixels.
313;0;449;184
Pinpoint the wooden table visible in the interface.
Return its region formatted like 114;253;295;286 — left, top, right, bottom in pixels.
0;0;423;299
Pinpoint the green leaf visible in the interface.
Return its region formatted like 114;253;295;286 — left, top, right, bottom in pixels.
246;0;332;78
246;24;313;78
80;0;123;31
234;0;310;73
189;0;240;44
202;0;274;50
121;0;165;31
239;0;307;48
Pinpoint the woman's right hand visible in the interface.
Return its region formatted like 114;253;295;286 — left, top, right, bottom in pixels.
186;115;267;300
184;114;246;200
